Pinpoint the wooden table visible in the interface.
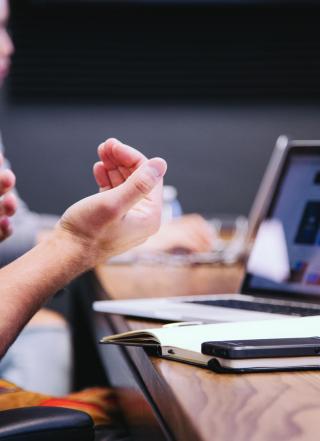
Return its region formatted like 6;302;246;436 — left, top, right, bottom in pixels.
92;263;320;441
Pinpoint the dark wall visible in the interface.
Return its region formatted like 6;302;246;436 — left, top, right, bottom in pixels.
2;1;320;217
3;101;320;217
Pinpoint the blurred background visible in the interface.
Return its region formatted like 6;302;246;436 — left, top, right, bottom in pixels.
2;0;320;217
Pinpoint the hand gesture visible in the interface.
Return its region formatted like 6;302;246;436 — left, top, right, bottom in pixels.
139;214;215;254
58;138;167;265
0;155;16;241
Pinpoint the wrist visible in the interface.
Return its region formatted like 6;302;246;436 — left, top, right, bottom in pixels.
47;226;99;272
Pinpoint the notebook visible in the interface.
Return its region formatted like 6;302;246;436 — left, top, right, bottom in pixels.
100;316;320;371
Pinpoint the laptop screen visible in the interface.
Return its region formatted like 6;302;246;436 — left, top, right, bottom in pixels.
244;147;320;299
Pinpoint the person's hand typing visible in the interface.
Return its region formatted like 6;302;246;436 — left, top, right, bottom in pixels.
0;154;16;241
57;138;167;266
139;213;215;254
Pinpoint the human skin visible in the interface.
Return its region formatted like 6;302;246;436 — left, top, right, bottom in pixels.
0;0;13;85
0;1;167;352
138;213;214;253
0;1;169;355
0;153;16;240
0;0;16;240
0;138;167;357
0;0;213;256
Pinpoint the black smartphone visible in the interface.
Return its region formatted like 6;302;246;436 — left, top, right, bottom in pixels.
201;337;320;359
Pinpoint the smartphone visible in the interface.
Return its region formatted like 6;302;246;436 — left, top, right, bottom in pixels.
201;337;320;359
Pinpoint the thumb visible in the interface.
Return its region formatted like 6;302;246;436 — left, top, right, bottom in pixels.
108;157;167;215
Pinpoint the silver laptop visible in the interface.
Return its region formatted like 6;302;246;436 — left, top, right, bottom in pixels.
94;137;320;323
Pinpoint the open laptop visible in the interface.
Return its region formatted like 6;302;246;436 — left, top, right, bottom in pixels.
94;138;320;323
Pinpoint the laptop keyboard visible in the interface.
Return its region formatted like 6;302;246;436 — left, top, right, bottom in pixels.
187;299;320;316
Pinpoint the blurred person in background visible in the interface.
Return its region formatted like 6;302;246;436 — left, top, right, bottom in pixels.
0;136;168;430
0;0;74;395
0;0;214;395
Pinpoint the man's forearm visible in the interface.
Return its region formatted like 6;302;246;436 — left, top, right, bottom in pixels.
0;229;92;357
0;139;166;358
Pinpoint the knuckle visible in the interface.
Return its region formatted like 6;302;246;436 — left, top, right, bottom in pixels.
95;196;121;221
97;142;107;159
134;178;153;195
105;203;121;219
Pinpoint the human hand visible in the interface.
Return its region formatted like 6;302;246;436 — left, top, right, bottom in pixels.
58;138;167;265
138;213;215;254
0;155;17;241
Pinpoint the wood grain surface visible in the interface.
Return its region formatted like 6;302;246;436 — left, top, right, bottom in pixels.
96;263;320;441
96;263;243;299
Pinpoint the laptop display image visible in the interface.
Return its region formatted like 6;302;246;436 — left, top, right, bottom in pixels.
94;139;320;324
245;152;320;298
